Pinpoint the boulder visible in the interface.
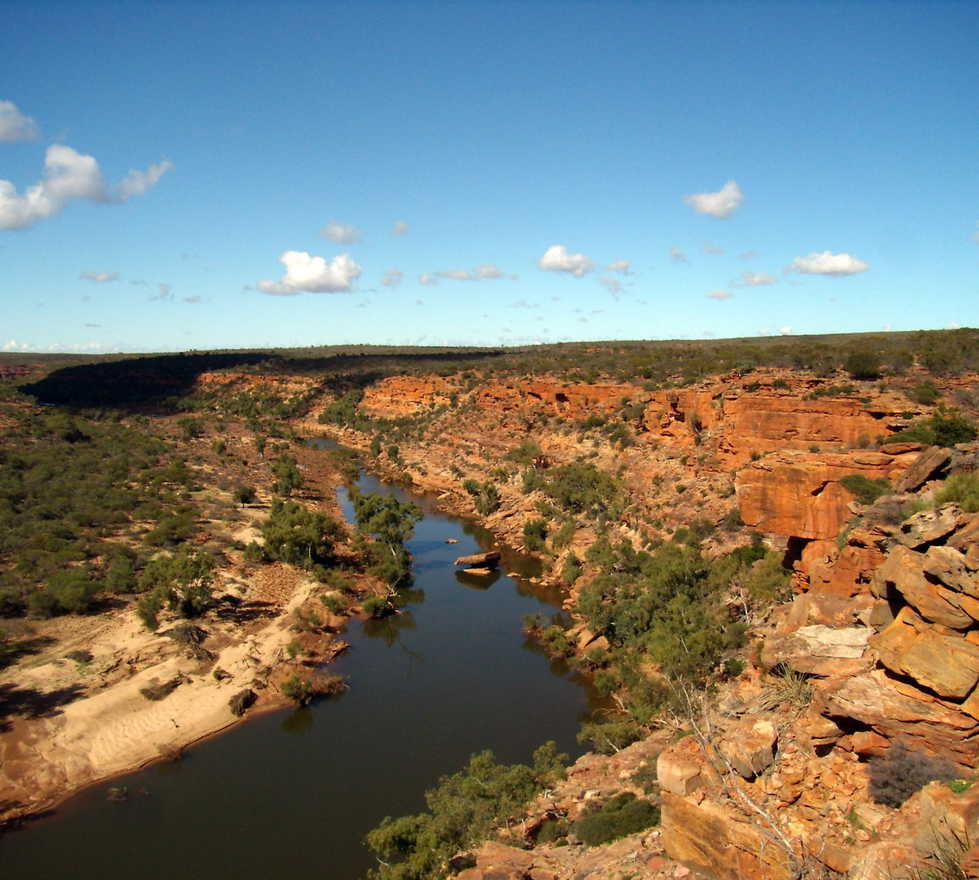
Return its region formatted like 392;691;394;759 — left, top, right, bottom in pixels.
874;545;973;629
915;781;979;861
763;625;872;676
900;632;979;699
454;551;501;568
896;505;965;550
656;748;704;796
894;446;952;493
719;719;778;779
923;545;979;598
820;670;979;764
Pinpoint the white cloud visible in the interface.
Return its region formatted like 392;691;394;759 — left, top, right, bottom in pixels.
79;270;119;283
732;270;776;287
150;283;173;301
780;326;793;335
257;251;362;295
703;242;724;255
788;251;868;276
476;263;504;279
707;289;733;300
670;247;688;264
0;145;171;229
321;221;361;245
538;244;592;278
437;269;475;281
183;296;203;304
381;269;403;287
418;273;437;286
683;180;743;219
0;101;39;142
3;338;119;353
116;160;173;201
393;220;409;236
607;259;631;274
599;277;624;296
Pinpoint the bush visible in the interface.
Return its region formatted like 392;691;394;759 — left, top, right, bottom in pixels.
362;595;390;618
228;688;257;716
573;792;660;845
909;382;940;405
869;742;956;807
261;499;342;569
234;484;256;505
280;674;314;706
522;518;548;551
545;462;621;518
840;474;892;505
889;411;977;447
463;480;501;516
934;473;979;513
365;743;566;880
845;350;882;380
561;553;582;585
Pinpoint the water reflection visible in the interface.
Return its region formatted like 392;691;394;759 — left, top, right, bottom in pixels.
454;568;501;590
280;706;315;736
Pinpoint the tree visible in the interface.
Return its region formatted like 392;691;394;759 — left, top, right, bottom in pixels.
353;492;421;587
261;499;342;569
271;455;304;496
136;548;214;629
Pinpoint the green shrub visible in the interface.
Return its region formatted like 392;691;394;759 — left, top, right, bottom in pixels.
522;518;548;551
365;743;566;880
362;595;390;618
463;480;501;515
280;674;314;705
933;473;979;513
545;462;621;518
573;792;660;845
506;440;543;464
889;411;977;447
261;499;342;569
839;474;892;505
844;350;882;380
561;553;582;584
234;484;257;505
909;382;940;405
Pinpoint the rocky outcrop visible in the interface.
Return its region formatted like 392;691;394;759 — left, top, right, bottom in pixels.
735;450;906;541
361;375;454;417
894;446;952;492
720;395;894;464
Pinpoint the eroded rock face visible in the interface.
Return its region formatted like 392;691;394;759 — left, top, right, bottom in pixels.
735;451;902;541
721;395;892;462
361;375;453;417
820;670;979;764
661;792;794;880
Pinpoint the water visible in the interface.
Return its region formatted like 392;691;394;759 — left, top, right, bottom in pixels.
1;441;598;879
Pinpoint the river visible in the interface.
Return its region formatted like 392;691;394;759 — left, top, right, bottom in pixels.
1;441;598;879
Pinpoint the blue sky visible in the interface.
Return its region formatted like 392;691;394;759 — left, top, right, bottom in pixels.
1;1;976;353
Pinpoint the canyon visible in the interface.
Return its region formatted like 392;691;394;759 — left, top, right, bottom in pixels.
2;347;978;880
